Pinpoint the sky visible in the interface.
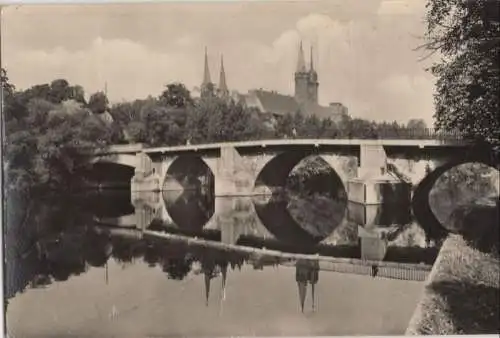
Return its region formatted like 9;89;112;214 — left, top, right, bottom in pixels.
1;0;436;124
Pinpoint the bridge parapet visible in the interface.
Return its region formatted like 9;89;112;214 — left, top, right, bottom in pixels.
142;138;470;155
93;143;145;155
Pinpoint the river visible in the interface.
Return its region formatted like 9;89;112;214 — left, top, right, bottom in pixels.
5;188;434;336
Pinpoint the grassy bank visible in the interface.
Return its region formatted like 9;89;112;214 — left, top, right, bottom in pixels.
406;233;499;334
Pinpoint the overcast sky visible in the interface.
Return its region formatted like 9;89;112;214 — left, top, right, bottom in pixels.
2;0;436;124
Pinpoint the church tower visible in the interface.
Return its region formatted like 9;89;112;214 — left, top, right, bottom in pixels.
218;55;229;97
294;41;310;105
308;46;319;105
201;47;214;97
294;42;318;105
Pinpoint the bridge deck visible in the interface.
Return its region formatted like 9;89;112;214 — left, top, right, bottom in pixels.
141;138;469;155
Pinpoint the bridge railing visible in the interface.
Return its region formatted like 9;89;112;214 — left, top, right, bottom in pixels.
339;128;465;141
79;129;467;155
78;143;145;155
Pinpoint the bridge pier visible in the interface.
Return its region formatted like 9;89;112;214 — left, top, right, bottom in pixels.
203;146;271;197
216;198;250;245
131;152;162;192
347;144;412;261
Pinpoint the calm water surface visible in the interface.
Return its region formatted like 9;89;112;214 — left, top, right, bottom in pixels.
5;189;431;336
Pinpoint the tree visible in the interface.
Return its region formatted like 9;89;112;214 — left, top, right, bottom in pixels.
406;118;428;138
162;257;193;280
87;92;109;115
408;119;427;131
41;79;85;104
319;118;339;138
1;68;15;98
292;110;305;136
70;85;86;105
4;91;116;193
49;79;71;104
140;103;185;146
184;94;268;144
1;68;18;122
275;113;295;138
424;0;500;146
303;115;322;138
159;83;193;108
185;103;210;143
346;118;378;139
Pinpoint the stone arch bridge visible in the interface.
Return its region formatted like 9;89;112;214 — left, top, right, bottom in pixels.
92;139;497;223
92;139;495;197
91;139;498;261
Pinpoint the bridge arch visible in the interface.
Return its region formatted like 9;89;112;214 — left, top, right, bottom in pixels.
252;195;325;247
88;155;138;189
253;150;351;194
162;154;214;192
412;145;499;244
162;189;215;235
254;151;309;190
91;154;139;169
252;151;349;244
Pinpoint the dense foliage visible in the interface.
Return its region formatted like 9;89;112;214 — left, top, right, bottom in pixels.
424;0;500;147
2;71;120;194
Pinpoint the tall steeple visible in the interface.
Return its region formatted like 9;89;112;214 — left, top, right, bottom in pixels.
296;260;308;313
218;54;228;96
311;282;316;312
219;262;228;304
310;261;319;312
308;44;319;104
296;41;306;73
202;47;212;87
298;280;307;312
201;47;213;98
204;271;211;307
294;41;309;104
309;46;315;72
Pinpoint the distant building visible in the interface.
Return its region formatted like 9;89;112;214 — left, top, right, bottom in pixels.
199;44;348;122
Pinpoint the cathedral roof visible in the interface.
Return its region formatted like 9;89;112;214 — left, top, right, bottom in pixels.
242;90;345;121
250;90;300;115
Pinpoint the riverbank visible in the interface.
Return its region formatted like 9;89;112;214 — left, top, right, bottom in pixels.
406;234;499;334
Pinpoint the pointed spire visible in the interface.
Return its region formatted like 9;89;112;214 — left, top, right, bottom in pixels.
296;41;306;73
219;55;228;95
310;45;314;71
298;280;307;313
105;261;109;285
221;263;227;295
204;271;211;306
309;261;319;312
202;47;212;86
311;282;315;312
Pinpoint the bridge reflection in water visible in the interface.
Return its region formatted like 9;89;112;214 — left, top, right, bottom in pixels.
95;188;438;270
15;215;429;316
